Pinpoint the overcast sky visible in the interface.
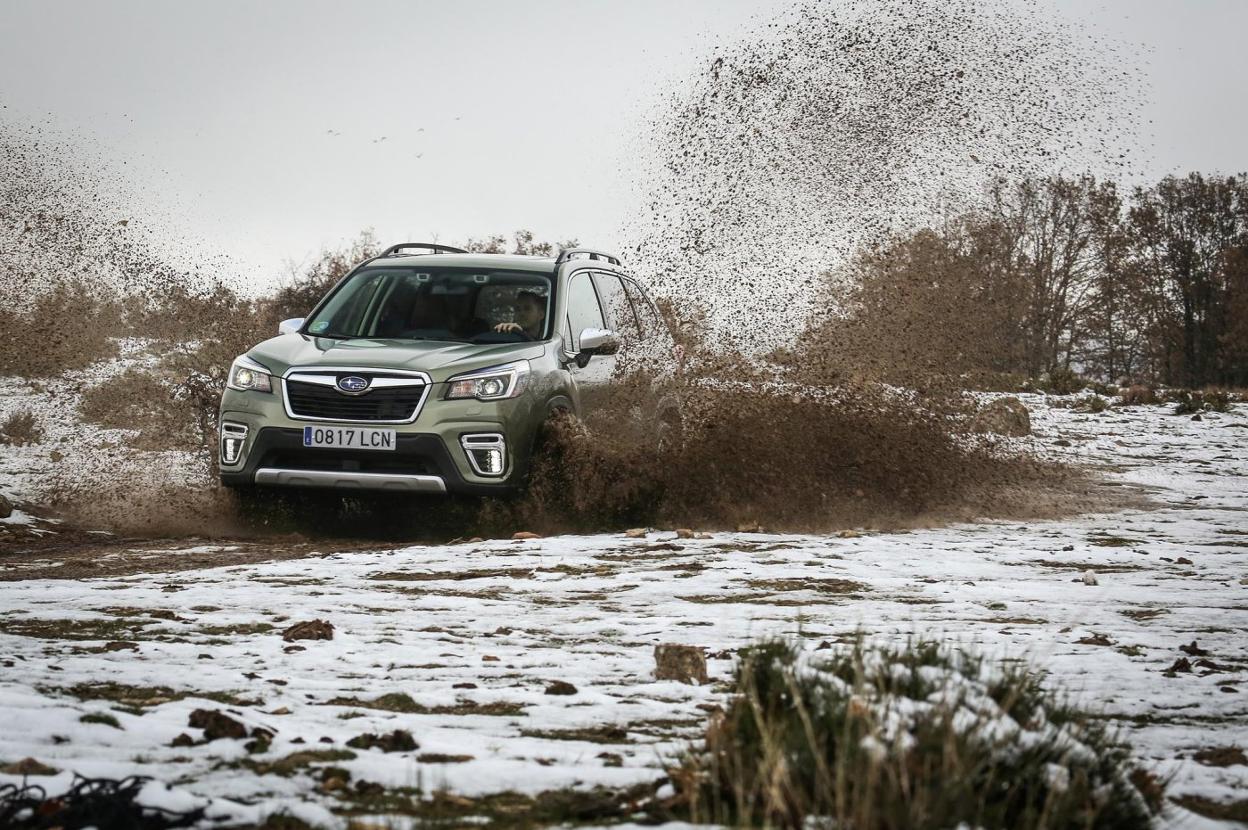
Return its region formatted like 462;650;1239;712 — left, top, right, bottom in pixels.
2;0;1246;286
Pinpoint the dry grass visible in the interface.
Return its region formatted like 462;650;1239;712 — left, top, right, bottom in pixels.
0;409;43;446
661;637;1164;829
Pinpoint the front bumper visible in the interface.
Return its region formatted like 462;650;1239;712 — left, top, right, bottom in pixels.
217;382;541;496
218;426;521;496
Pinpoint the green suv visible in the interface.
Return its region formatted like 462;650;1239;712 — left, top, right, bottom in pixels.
218;243;676;496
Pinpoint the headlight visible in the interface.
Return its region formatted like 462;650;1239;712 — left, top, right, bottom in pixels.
227;355;273;393
445;360;530;401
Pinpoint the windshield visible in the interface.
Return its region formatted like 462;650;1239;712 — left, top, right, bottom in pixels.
304;267;553;343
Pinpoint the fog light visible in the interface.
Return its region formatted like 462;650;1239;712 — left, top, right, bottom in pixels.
220;422;249;465
460;433;506;477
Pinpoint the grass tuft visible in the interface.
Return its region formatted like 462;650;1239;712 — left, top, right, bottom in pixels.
663;635;1163;829
0;409;44;446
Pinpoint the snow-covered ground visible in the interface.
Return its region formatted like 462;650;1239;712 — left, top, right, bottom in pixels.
0;397;1245;828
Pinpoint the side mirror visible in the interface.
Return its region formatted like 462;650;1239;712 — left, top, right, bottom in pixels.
578;327;620;355
278;317;305;336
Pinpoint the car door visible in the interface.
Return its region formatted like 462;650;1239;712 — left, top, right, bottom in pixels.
563;269;615;416
592;271;643;375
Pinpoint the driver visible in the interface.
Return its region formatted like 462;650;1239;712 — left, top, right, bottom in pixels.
493;291;546;339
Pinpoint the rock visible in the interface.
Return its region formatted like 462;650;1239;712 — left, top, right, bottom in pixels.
482;655;499;662
654;643;708;685
1081;571;1098;586
1076;633;1113;646
0;493;12;520
282;619;334;642
346;729;418;752
1164;657;1193;675
674;528;694;539
188;708;247;741
2;757;58;776
736;522;763;533
597;752;624;767
625;528;648;538
49;450;64;462
970;397;1032;436
837;529;861;539
169;733;196;748
512;531;541;540
545;680;578;696
1191;413;1203;421
1175;556;1193;565
103;641;138;652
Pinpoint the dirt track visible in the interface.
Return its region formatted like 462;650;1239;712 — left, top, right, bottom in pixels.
0;527;373;582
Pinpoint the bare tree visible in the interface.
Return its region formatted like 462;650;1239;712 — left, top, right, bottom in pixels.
1128;173;1248;387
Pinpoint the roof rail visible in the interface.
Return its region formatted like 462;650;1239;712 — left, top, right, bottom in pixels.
379;242;469;257
555;247;623;267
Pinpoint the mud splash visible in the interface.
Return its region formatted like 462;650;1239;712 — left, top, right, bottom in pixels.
628;0;1141;348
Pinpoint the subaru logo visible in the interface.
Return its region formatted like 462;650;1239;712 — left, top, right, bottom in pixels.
336;375;370;394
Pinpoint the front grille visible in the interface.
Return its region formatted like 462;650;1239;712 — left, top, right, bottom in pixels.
285;379;426;422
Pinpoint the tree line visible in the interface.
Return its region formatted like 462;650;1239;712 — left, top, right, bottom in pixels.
803;173;1248;389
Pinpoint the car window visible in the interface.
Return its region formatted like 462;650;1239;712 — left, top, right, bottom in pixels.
305;267;552;343
622;278;665;340
593;272;642;343
565;271;605;352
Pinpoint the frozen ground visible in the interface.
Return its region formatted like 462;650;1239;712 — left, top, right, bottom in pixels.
0;398;1245;828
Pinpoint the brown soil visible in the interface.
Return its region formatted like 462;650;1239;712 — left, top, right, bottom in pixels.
0;526;371;581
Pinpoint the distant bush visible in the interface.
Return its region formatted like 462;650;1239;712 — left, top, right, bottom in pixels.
78;367;200;451
1088;381;1118;396
1078;395;1109;413
0;280;122;377
1118;385;1157;406
1040;366;1085;396
0;409;44;446
1170;389;1232;415
665;637;1163;830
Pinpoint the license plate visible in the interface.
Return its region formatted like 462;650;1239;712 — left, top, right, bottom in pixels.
302;426;396;451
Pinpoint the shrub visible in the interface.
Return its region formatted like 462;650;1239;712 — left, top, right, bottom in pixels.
0;410;44;446
77;368;200;451
1078;395;1109;413
0;279;122;377
1088;381;1118;396
1118;385;1157;406
1039;366;1085;396
666;636;1163;830
1171;389;1231;415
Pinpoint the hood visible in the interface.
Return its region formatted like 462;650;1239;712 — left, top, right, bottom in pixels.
246;335;548;383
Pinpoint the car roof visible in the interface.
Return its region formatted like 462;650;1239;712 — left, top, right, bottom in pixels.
366;253;558;273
